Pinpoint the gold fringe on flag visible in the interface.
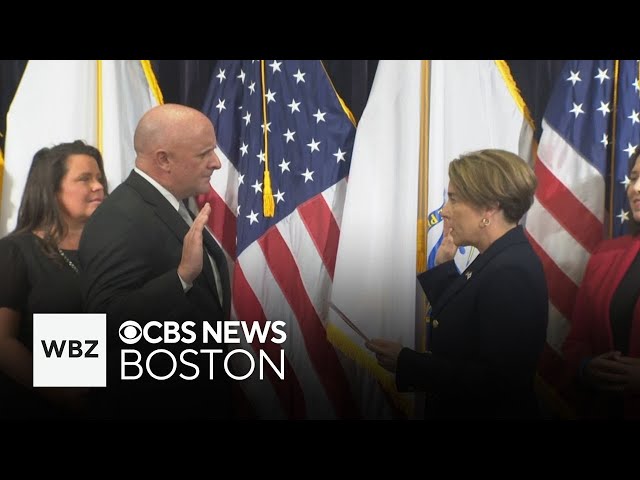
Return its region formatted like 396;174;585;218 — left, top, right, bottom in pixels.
97;60;103;154
140;60;165;105
326;322;414;417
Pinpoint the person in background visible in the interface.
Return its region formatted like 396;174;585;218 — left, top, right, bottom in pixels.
562;150;640;419
366;149;548;418
79;104;232;419
0;140;106;418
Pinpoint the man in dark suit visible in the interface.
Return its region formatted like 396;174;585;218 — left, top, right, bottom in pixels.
79;103;232;419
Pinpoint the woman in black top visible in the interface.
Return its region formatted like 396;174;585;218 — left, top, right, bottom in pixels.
0;141;106;418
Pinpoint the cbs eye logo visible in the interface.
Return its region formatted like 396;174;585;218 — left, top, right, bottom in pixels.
119;320;142;344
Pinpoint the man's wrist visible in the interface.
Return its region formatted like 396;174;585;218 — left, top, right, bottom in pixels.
178;271;193;292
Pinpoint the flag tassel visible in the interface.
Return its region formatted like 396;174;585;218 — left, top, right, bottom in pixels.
263;169;275;217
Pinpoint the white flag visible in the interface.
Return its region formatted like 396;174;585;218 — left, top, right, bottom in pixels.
329;60;532;411
0;60;161;236
329;60;422;415
427;60;533;272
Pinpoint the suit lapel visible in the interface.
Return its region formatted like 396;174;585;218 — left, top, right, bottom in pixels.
126;171;188;245
202;228;230;319
198;242;219;306
125;171;221;305
182;197;229;315
431;226;529;315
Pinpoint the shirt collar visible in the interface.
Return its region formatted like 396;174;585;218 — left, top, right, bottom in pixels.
134;167;181;212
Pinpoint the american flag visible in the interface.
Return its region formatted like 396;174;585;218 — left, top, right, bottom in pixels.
197;60;360;419
525;60;640;405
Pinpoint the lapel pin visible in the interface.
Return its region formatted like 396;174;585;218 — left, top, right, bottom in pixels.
465;271;473;280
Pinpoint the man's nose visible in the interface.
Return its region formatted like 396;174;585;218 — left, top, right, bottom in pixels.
210;150;222;170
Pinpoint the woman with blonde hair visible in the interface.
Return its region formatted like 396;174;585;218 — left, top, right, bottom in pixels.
367;149;548;419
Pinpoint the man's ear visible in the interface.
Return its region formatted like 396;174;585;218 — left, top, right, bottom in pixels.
155;149;171;172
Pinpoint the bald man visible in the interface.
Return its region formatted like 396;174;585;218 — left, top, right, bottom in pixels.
79;104;232;419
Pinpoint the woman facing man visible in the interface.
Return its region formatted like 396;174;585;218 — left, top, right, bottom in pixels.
368;149;549;419
368;147;640;419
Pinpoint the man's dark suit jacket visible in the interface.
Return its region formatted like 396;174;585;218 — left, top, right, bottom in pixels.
79;170;232;419
396;226;548;419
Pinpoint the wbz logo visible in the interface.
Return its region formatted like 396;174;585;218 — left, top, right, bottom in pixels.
33;313;106;387
41;339;99;358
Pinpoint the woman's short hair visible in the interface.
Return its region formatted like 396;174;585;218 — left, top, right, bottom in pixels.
12;140;107;257
448;149;537;224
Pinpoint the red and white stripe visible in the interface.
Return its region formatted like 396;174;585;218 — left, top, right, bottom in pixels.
525;119;605;390
197;148;361;419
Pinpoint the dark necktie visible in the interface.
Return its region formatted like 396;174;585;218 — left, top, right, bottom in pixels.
179;201;229;315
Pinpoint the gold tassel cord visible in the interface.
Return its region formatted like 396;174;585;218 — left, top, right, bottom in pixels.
260;60;275;217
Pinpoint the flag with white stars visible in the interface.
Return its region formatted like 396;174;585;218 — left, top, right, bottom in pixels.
525;60;640;399
198;60;360;419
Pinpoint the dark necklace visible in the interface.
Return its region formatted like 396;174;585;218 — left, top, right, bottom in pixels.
58;248;79;274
